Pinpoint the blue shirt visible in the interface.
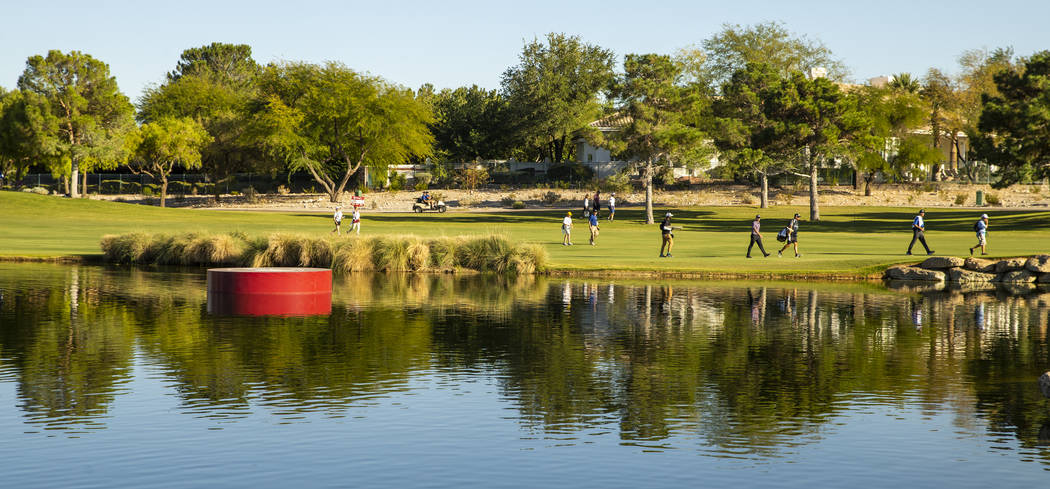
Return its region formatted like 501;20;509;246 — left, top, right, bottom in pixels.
589;214;598;226
976;220;987;235
913;215;924;229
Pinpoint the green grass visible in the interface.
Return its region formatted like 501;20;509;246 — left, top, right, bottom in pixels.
4;191;1050;277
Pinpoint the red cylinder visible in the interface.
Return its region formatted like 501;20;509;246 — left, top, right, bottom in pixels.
207;267;332;316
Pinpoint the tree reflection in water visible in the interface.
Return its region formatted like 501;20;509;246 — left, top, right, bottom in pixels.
0;263;1048;462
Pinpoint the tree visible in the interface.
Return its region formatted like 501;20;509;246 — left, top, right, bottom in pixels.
611;54;709;224
701;21;849;89
855;84;940;194
956;47;1019;182
973;50;1050;188
501;33;615;163
254;62;433;202
777;74;871;221
127;117;211;207
139;43;267;191
887;72;921;93
920;69;966;180
430;85;510;162
0;88;40;183
712;63;791;208
17;50;135;198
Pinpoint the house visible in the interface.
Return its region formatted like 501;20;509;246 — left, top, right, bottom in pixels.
575;114;716;179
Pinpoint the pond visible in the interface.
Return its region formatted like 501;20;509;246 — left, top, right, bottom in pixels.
0;263;1048;488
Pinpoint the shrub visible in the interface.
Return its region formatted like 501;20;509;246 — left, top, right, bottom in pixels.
599;171;633;194
501;195;516;207
511;201;526;209
985;193;1001;206
277;185;290;195
542;191;560;206
141;186;154;196
414;172;432;188
954;193;967;206
388;171;407;191
739;193;754;205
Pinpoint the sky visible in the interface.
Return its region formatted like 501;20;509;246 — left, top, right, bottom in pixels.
2;0;1048;101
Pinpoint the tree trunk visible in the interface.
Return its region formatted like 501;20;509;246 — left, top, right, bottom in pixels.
160;178;168;208
864;177;872;196
809;156;820;222
644;161;654;224
759;171;768;208
81;172;88;197
70;158;80;199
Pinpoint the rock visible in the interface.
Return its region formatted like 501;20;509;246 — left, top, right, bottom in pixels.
1024;254;1050;273
1040;372;1050;399
995;257;1027;273
996;269;1036;283
999;283;1036;296
884;266;945;282
948;268;996;283
920;256;965;269
1038;273;1050;284
964;257;996;273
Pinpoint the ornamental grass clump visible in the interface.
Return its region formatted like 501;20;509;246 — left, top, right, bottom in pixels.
100;233;151;263
331;237;376;274
427;237;461;272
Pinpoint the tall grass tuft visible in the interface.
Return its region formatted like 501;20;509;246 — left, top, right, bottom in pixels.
100;232;546;275
331;237;376;273
428;237;461;271
101;233;150;263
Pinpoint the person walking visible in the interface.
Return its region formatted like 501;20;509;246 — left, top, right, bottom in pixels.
582;194;590;218
562;211;574;246
777;213;802;258
906;209;935;255
350;207;361;236
608;193;616;221
969;213;989;256
332;206;343;235
747;214;770;258
588;211;600;245
659;212;678;258
592;190;601;219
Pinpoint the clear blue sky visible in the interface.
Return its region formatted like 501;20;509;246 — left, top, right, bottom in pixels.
3;0;1047;100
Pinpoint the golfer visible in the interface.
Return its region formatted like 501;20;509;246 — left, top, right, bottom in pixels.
562;211;574;246
969;213;989;256
592;190;601;218
659;212;679;258
906;209;934;256
589;211;600;245
332;206;343;235
608;193;616;221
583;194;591;218
747;214;770;258
778;213;802;258
350;208;361;236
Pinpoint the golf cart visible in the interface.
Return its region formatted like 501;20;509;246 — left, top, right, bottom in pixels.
413;196;447;213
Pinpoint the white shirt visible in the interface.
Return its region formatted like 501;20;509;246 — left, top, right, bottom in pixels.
609;197;616;206
913;215;924;228
562;216;572;227
352;210;360;222
334;210;343;222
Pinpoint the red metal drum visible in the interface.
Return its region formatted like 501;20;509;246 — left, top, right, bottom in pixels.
207;267;332;316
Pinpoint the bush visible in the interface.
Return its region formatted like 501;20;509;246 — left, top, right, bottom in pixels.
388;171;407;191
511;201;526;209
141;185;154;196
542;191;560;206
599;171;633;194
954;193;967;205
501;195;516;207
413;172;432;189
985;193;1001;206
546;164;594;183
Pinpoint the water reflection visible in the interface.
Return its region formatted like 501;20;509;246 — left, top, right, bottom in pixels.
0;263;1048;464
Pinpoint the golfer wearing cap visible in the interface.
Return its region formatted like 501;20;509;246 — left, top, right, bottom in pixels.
906;209;934;255
969;214;989;256
747;215;770;258
562;211;574;246
659;212;680;258
332;206;343;235
607;193;616;221
778;213;802;258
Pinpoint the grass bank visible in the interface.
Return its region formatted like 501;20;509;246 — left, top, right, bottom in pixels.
100;232;548;274
4;191;1050;278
